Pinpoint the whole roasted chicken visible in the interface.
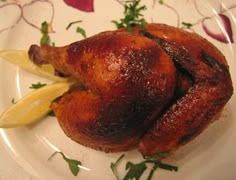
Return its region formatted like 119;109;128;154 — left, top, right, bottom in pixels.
28;23;233;156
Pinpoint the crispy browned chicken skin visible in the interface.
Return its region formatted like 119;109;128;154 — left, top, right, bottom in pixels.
28;23;233;156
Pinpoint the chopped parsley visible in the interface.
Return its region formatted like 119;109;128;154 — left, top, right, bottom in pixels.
110;152;178;180
48;151;82;176
111;0;147;32
11;98;16;104
29;82;47;89
47;110;56;117
124;161;147;180
66;20;87;38
142;150;171;160
182;22;193;28
40;21;50;45
110;154;125;180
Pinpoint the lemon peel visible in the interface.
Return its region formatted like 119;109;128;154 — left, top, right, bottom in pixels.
0;50;67;82
0;81;73;128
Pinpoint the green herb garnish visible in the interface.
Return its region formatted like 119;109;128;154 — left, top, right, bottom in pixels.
158;161;178;171
29;82;47;89
110;152;178;180
182;22;193;28
124;161;147;180
110;154;125;180
11;98;16;104
158;0;164;4
76;26;86;38
66;20;87;38
48;151;82;176
40;34;49;45
47;110;56;117
40;21;50;45
147;162;159;180
143;150;171;160
144;151;178;172
66;20;82;30
111;0;147;32
41;21;48;34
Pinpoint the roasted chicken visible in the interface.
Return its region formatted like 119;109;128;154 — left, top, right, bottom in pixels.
28;23;233;156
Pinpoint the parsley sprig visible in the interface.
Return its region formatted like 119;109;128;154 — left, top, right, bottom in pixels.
66;20;87;38
110;152;178;180
11;98;16;104
48;151;82;176
111;154;125;179
124;161;147;180
112;0;147;32
29;82;47;89
40;21;50;45
47;110;56;117
182;21;193;29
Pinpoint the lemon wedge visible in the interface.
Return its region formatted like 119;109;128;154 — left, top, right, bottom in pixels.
0;50;67;82
0;81;73;128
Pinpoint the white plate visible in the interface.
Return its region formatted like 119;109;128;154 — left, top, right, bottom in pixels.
0;0;236;179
